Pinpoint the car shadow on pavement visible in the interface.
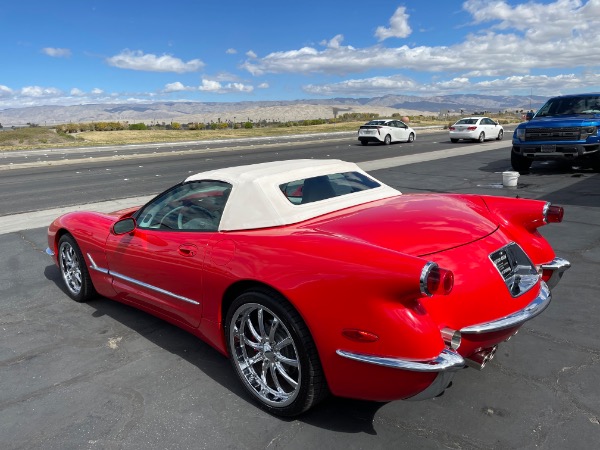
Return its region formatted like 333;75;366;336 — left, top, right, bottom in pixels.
43;263;385;431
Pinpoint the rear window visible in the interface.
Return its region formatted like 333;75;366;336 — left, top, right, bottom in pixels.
455;118;478;125
279;171;381;205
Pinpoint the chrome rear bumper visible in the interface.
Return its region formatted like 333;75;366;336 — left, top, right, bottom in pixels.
541;257;571;289
461;282;551;334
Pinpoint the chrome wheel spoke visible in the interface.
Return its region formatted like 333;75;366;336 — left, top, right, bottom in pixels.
230;301;302;408
274;361;298;388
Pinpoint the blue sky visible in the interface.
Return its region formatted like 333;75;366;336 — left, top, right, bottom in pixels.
1;0;600;109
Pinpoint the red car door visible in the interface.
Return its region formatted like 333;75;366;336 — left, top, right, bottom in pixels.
105;228;214;328
104;179;232;329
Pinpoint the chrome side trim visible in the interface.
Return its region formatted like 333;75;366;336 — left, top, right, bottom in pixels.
541;257;571;289
87;253;109;274
46;247;55;256
461;282;551;334
86;253;200;306
336;348;465;373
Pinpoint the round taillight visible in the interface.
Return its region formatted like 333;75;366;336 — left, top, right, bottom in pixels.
544;204;564;223
420;262;454;296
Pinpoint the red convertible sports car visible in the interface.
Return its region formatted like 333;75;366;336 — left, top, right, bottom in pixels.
47;159;570;416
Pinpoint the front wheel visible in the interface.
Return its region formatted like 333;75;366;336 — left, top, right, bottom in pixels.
57;234;96;302
406;133;415;143
511;151;532;174
383;134;391;145
225;289;328;416
497;130;504;140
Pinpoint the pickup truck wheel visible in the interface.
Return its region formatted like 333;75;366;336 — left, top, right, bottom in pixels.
511;151;532;174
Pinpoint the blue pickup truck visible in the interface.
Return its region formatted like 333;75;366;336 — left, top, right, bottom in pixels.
511;93;600;173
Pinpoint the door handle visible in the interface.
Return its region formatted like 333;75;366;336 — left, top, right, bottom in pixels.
178;244;198;257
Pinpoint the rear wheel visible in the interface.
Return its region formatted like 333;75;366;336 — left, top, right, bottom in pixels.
383;134;391;145
511;150;533;174
360;140;368;146
497;130;504;140
407;133;415;143
225;289;328;416
58;234;96;302
477;132;485;143
450;138;459;143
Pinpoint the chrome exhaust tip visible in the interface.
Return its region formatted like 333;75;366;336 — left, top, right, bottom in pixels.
465;346;498;371
441;327;461;350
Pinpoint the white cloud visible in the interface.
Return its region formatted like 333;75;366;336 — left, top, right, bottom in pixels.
91;88;104;95
227;83;253;93
243;0;600;81
199;79;223;92
20;86;63;97
70;88;85;96
42;47;72;58
226;48;237;54
0;85;14;97
257;82;269;89
164;82;194;92
246;50;257;59
197;79;254;94
323;34;344;49
303;71;600;97
106;50;204;73
375;6;412;41
304;75;419;96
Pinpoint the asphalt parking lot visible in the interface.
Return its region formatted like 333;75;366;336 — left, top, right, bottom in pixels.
1;143;599;449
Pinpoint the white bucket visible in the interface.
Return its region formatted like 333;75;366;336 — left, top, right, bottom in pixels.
502;171;520;187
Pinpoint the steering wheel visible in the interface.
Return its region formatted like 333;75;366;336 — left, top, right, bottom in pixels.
178;204;216;229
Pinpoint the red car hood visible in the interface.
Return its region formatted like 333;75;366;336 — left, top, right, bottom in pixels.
305;194;498;256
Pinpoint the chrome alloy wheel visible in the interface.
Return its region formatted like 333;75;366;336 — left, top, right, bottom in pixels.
229;302;301;407
59;241;82;296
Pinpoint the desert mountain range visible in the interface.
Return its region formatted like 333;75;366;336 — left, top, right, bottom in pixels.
0;94;547;127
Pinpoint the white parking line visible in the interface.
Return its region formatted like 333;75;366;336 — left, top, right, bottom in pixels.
0;140;508;235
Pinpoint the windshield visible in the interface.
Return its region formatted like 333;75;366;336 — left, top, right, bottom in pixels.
536;95;600;116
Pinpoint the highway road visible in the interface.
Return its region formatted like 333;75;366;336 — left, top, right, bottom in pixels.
1;128;599;449
0;128;500;215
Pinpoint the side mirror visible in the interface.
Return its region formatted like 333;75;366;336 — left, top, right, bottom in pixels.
112;217;136;235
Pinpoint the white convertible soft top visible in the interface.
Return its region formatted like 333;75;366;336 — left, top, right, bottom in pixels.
185;159;401;231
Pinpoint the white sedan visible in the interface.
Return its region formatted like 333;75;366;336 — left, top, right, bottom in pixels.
449;117;504;143
358;119;416;146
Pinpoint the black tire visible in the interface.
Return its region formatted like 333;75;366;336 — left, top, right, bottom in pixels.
57;234;96;302
360;140;368;146
511;150;532;174
383;134;391;145
407;133;415;143
477;132;485;143
591;154;600;172
450;138;459;143
225;288;328;416
497;130;504;140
